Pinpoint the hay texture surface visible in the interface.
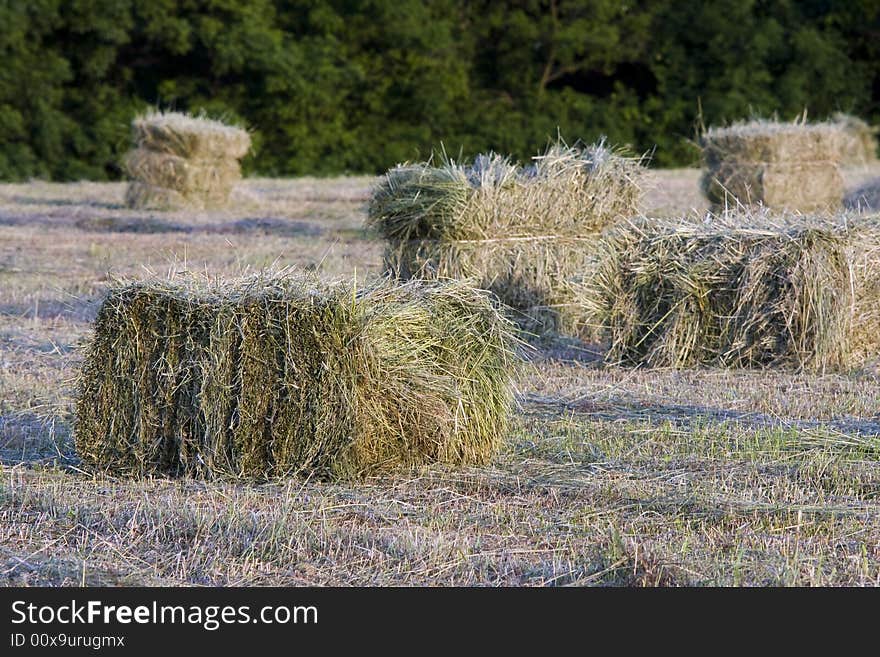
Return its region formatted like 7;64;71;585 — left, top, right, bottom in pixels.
832;113;878;165
701;119;846;212
367;142;645;338
75;273;517;480
123;111;251;210
580;213;880;371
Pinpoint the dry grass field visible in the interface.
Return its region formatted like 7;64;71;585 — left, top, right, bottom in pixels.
2;167;880;586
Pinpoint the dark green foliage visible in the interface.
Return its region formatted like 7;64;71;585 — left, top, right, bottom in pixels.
1;0;878;180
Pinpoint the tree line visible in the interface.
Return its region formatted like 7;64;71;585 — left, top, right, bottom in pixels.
1;0;877;180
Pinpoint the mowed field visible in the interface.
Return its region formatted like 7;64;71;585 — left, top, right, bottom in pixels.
2;167;880;586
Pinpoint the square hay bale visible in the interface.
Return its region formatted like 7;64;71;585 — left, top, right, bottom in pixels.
701;119;846;212
123;110;251;210
74;273;518;480
132;110;252;160
124;148;242;196
386;236;596;338
367;141;645;340
832;112;879;165
580;212;880;371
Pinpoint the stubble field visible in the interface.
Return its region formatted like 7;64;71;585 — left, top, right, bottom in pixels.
2;167;879;586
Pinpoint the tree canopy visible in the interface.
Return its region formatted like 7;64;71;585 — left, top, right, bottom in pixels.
1;0;877;180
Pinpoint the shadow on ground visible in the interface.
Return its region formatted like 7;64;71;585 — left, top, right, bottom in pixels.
10;196;125;210
0;211;328;238
522;392;880;439
0;412;74;466
0;297;99;323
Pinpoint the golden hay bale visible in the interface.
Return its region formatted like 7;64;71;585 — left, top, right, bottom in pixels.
385;237;597;339
579;212;880;371
123;149;241;210
701;119;846;211
832;112;878;165
123;110;251;210
123;182;189;211
132;110;251;160
367;141;645;339
124;179;234;211
123;148;241;194
74;272;518;480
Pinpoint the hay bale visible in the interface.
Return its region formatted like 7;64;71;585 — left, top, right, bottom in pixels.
367;140;645;339
132;110;251;160
74;273;518;480
386;236;597;337
832;112;878;165
123;182;189;212
844;177;880;213
123;110;251;210
580;212;880;371
124;148;241;194
701;119;846;211
848;216;880;365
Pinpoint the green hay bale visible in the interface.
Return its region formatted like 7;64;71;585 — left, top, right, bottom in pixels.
367;140;645;339
74;273;518;480
580;212;880;371
132;110;251;160
368;142;644;241
701;118;846;212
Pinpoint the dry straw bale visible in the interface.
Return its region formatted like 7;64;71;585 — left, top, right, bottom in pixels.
579;211;880;371
832;112;878;165
848;215;880;364
75;272;518;480
123;110;251;210
132;110;252;160
367;141;645;338
387;236;598;337
701;118;846;211
124;148;242;195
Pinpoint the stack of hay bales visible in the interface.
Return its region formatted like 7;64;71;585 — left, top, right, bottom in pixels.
123;111;251;210
701;118;846;212
832;112;879;165
367;141;645;338
579;212;880;371
74;273;517;480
